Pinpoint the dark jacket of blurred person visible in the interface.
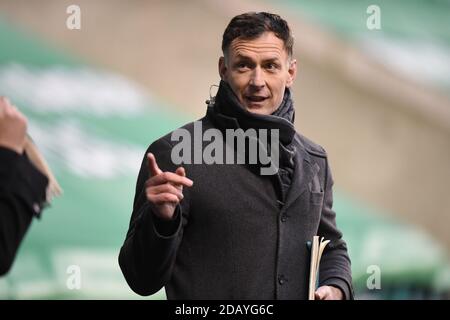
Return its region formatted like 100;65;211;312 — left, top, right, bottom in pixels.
0;96;48;276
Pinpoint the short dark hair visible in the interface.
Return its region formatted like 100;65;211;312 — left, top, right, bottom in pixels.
221;12;294;59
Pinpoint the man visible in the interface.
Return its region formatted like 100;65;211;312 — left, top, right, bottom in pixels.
119;12;353;300
0;97;49;276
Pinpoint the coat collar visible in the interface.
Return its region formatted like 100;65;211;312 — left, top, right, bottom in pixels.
211;80;296;146
205;81;319;209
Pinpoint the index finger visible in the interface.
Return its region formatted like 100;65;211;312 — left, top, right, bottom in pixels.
147;153;162;177
0;96;11;107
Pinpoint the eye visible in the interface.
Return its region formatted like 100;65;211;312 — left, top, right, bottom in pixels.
265;63;279;71
236;62;250;70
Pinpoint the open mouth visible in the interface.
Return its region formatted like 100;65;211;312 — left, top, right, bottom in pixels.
245;96;268;103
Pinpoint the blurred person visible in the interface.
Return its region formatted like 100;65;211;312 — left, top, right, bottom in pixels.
0;96;60;276
119;12;353;300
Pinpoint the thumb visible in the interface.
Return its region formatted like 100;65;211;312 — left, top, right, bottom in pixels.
147;153;162;177
314;286;328;300
175;167;186;177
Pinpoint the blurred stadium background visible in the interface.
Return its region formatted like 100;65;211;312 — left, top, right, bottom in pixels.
0;0;449;299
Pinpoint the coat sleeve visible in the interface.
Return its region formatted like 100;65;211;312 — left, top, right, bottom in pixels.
317;160;354;300
0;147;48;276
118;137;189;296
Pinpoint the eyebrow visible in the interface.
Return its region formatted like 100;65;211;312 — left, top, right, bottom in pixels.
234;54;281;63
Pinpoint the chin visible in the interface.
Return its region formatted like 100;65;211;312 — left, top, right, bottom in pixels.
246;106;274;116
247;108;268;115
242;103;269;115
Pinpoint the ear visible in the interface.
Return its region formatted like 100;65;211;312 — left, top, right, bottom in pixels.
218;56;227;81
286;58;297;88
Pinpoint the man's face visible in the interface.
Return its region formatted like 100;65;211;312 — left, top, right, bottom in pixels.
219;32;297;115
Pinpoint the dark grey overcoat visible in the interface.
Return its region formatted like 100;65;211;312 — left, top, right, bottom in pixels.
119;106;353;300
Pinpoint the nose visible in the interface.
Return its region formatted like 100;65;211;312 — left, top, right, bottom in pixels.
249;66;265;88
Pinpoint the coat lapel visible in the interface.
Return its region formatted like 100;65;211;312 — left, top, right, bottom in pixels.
207;106;318;210
283;135;319;210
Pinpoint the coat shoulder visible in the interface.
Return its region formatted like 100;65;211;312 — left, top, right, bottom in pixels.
297;133;328;159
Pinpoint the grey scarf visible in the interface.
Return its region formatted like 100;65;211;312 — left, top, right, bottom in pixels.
208;81;297;201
